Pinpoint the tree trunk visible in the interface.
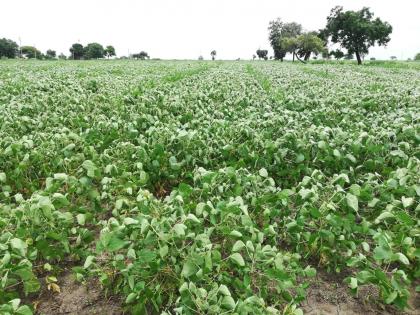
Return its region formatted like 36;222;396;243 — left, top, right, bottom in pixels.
304;51;311;61
355;51;362;65
295;53;306;64
292;52;295;62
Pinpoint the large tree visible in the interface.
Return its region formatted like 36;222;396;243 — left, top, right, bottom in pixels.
296;32;326;61
46;49;56;59
0;38;18;58
256;49;268;60
132;51;149;60
268;19;302;61
210;50;217;60
324;6;392;64
84;43;105;59
21;46;41;59
70;43;84;60
415;53;420;61
105;45;116;59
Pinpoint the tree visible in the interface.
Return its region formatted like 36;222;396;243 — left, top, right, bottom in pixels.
344;53;354;60
296;32;326;60
0;38;18;58
390;56;397;60
70;43;84;60
256;49;268;60
58;53;67;60
252;54;256;60
268;19;302;61
104;45;116;59
210;50;217;60
324;6;392;65
132;51;149;60
415;53;420;61
84;43;104;59
21;46;41;59
46;49;56;59
198;55;203;60
329;49;345;60
280;37;299;62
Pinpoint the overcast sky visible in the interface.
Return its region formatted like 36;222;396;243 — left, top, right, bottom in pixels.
2;0;419;60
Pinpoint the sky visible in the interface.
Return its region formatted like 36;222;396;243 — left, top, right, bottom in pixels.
1;0;419;60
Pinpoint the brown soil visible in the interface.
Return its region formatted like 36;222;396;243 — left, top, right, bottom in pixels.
31;271;123;315
301;271;419;315
29;268;419;315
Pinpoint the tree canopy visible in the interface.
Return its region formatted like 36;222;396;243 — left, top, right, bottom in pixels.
0;38;18;58
46;49;56;59
256;49;268;60
268;19;302;61
21;46;41;59
105;45;116;58
84;43;105;59
210;50;217;60
324;6;392;64
70;43;84;60
296;32;326;61
132;51;149;60
414;53;420;61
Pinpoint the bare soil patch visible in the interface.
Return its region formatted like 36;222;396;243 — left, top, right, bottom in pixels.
31;271;123;315
301;271;419;315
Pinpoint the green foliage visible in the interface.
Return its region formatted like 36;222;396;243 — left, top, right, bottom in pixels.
256;49;268;60
210;50;217;60
21;46;41;59
84;43;105;59
105;45;116;59
268;19;302;61
324;6;392;64
414;53;420;61
0;60;418;313
0;38;18;59
69;43;84;60
132;51;149;60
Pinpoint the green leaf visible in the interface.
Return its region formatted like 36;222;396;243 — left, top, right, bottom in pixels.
349;277;358;289
181;261;198;278
16;305;33;315
159;245;169;258
76;213;86;225
139;171;148;185
0;172;6;183
84;255;95;268
173;223;187;237
373;246;392;261
394;253;409;265
218;284;231;296
10;238;27;256
259;168;268;178
221;296;236;310
229;230;242;238
346;193;358;213
401;196;413;208
385;291;398;304
232;240;245;252
230;253;245;267
123;217;139;225
126;292;137;304
361;242;370;252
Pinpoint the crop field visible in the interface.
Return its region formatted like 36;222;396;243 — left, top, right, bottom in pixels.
0;60;419;315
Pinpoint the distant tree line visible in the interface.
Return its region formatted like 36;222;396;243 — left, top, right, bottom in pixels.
69;43;116;59
268;6;393;64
